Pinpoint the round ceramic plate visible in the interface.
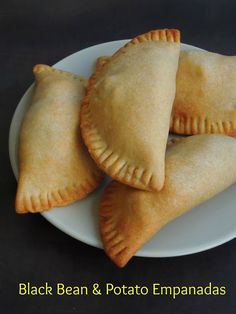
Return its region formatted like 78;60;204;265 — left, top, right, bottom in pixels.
9;40;236;257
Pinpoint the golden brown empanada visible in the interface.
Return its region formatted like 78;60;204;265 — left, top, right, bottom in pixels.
81;29;180;192
96;50;236;136
16;64;103;214
100;134;236;267
171;50;236;135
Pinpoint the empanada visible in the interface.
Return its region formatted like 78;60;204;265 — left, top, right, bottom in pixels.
100;135;236;267
171;50;236;135
96;50;236;136
16;64;103;213
81;29;180;192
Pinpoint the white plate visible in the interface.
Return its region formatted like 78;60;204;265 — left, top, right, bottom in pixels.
9;40;236;257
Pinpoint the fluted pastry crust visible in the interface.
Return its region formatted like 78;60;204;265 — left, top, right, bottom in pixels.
81;29;180;192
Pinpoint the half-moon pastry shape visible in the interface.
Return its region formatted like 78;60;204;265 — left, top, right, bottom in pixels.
16;64;103;213
99;135;236;267
96;50;236;136
81;29;180;192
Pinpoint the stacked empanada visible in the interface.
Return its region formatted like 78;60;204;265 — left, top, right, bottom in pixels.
100;135;236;267
16;65;103;213
15;29;236;267
80;29;180;191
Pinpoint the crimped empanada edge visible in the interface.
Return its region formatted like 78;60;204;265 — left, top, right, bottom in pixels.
99;181;132;268
33;64;87;84
170;114;236;136
80;105;157;191
16;170;103;214
114;28;180;57
80;29;180;192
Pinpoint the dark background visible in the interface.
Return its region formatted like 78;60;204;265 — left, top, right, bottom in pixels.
1;0;236;313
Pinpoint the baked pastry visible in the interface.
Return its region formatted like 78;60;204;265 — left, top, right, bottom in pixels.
171;50;236;135
81;29;180;192
96;50;236;136
95;56;110;71
16;64;103;213
100;134;236;267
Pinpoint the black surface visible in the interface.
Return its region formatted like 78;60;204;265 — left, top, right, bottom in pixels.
1;0;236;313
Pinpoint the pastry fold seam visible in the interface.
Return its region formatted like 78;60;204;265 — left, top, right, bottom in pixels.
170;114;236;135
